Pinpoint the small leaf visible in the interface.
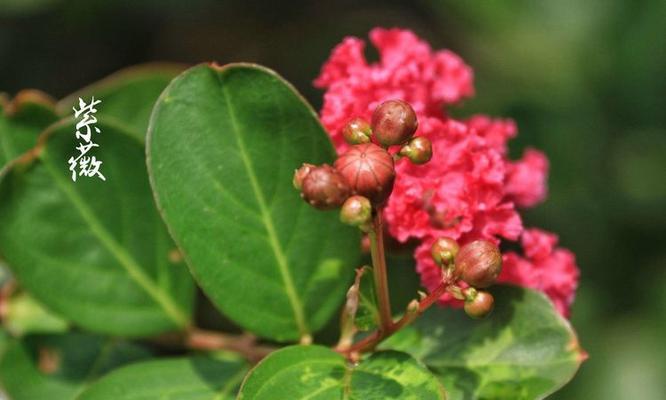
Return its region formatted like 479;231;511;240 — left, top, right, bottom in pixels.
56;64;184;141
0;333;152;400
147;63;359;341
382;285;585;400
77;354;249;400
4;292;69;336
355;266;380;332
237;345;446;399
0;119;194;336
0;90;58;175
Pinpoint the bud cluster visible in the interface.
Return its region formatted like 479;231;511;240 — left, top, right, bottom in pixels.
430;237;502;319
293;99;432;228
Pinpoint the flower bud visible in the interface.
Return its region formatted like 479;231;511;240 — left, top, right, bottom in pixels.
431;237;459;266
464;290;494;319
300;164;350;210
334;143;396;205
342;117;372;145
340;195;372;227
455;240;502;288
371;99;418;146
293;163;316;190
399;136;432;164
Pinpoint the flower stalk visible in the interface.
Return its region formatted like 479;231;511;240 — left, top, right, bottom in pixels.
339;278;450;356
367;209;393;333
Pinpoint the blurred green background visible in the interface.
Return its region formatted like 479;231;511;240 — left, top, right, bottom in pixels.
1;0;664;398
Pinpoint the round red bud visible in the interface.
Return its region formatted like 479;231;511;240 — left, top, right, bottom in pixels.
293;163;316;190
334;143;395;205
371;99;418;146
431;237;460;266
399;136;432;164
464;291;494;319
300;164;350;210
455;240;502;288
342;117;372;145
340;195;372;227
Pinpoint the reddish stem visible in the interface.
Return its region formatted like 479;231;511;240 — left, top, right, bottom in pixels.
340;279;450;355
368;210;393;333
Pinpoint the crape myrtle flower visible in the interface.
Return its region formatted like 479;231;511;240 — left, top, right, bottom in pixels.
315;27;579;316
499;229;579;317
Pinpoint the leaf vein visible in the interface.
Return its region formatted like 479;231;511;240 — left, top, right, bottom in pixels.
218;74;309;338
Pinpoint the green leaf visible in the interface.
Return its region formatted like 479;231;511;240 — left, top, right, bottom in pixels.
238;345;446;399
4;292;69;336
0;119;194;336
355;267;380;332
0;90;58;176
147;63;359;341
381;285;585;400
56;64;184;141
77;354;249;400
0;333;153;400
0;328;8;360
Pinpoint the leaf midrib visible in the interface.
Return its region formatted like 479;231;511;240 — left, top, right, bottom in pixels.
218;75;309;338
41;151;189;328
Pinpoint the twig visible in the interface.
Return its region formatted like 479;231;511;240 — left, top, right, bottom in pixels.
185;328;277;363
338;279;450;356
152;328;277;363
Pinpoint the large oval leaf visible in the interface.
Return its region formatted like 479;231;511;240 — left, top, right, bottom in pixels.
77;354;249;400
0;333;152;400
381;285;585;400
56;64;183;141
237;345;446;399
0;119;194;336
147;64;359;341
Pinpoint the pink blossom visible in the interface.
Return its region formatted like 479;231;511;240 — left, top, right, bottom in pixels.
384;118;523;244
315;27;474;153
505;148;549;207
315;27;579;316
499;229;579;317
465;115;517;155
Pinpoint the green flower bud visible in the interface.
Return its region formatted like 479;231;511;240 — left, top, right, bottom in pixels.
455;240;502;288
340;195;372;227
342;117;372;145
371;99;418;146
464;290;494;319
430;237;459;266
399;136;432;164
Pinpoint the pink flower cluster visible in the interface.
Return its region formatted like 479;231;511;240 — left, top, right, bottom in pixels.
315;28;579;316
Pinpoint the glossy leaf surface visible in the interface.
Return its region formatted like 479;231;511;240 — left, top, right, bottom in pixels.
238;345;446;400
77;354;248;400
0;120;194;336
148;64;359;341
382;286;585;400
